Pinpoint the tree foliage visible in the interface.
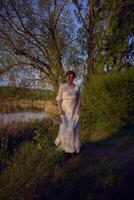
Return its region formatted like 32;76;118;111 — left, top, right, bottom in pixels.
81;67;134;136
73;0;134;77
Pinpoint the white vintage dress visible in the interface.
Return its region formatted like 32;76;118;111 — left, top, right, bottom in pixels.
55;83;81;153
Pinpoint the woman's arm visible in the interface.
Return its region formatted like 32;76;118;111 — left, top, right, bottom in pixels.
57;100;64;115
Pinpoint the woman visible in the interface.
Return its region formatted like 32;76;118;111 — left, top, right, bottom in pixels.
55;70;81;153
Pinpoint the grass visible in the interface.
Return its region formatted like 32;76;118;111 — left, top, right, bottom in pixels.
0;120;134;200
0;119;59;171
0;86;55;101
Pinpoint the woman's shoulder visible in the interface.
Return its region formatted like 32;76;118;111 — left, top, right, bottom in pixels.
58;83;66;91
60;83;66;88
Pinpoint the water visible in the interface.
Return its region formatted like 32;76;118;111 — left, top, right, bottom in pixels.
0;103;47;126
0;112;47;125
0;99;58;131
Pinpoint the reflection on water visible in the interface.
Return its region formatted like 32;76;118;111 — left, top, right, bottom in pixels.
0;112;47;125
0;101;57;128
0;104;42;114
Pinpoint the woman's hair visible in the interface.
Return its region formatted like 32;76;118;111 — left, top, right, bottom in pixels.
65;70;76;78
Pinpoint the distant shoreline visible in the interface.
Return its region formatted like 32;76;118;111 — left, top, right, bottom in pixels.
0;86;55;101
0;86;58;116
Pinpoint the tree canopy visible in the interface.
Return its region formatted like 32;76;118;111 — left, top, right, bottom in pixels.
0;0;81;91
0;0;133;91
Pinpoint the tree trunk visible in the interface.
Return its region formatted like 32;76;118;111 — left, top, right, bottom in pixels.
87;0;95;76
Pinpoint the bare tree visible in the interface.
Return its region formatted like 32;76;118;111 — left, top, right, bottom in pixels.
0;0;75;93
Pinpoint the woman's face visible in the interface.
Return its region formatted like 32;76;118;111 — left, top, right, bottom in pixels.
66;74;75;85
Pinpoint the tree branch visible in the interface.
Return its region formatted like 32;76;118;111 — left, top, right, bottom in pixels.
72;0;89;33
53;0;68;31
1;2;51;62
0;61;32;75
106;0;128;30
9;0;50;60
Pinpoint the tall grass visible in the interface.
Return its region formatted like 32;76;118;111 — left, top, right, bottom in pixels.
0;86;55;101
0;118;59;172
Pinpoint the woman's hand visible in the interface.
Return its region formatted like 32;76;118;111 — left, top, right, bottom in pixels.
77;108;80;115
57;100;64;115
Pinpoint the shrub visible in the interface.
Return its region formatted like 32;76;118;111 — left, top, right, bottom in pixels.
81;68;134;137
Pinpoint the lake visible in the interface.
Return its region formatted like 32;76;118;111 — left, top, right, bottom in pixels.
0;112;47;125
0;101;57;129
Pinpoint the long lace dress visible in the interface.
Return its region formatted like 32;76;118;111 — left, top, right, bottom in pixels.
55;83;81;153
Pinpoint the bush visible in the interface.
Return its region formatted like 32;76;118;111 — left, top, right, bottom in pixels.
81;68;134;137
